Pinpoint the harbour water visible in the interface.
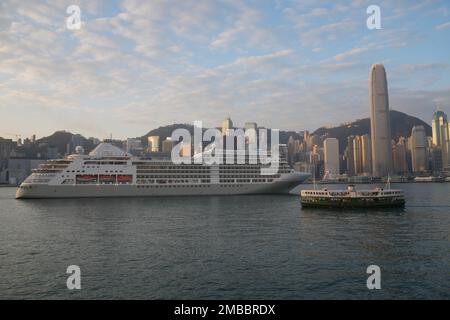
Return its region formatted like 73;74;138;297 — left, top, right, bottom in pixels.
0;183;449;299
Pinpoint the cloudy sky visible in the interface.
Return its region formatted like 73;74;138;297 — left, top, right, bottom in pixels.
1;0;450;139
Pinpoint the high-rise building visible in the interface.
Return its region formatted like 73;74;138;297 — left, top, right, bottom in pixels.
222;117;233;136
346;136;356;176
431;147;443;175
323;138;340;179
162;138;173;153
309;145;324;179
431;110;447;146
287;136;296;167
126;138;142;153
369;64;392;177
244;122;258;146
147;136;160;152
0;138;15;160
353;135;363;175
361;134;372;175
431;110;449;170
411;125;428;173
303;130;310;148
244;122;257;131
180;142;191;157
393;138;408;174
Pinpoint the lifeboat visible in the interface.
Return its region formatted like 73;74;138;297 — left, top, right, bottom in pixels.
117;175;132;183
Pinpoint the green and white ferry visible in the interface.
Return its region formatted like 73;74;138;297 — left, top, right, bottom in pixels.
300;184;405;208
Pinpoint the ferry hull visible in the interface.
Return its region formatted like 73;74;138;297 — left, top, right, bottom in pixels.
300;198;405;209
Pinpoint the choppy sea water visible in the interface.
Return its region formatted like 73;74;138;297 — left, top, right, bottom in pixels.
0;183;449;299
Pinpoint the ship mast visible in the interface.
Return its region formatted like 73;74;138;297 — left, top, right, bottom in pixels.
386;174;391;190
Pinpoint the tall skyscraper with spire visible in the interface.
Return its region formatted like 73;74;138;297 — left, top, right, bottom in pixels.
369;64;392;177
431;110;447;147
431;110;449;170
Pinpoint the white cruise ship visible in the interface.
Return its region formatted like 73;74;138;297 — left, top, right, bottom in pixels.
16;142;310;199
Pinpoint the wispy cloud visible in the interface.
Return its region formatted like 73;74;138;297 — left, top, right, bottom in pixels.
0;0;449;139
436;21;450;30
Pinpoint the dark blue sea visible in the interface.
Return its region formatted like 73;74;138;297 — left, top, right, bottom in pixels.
0;183;449;299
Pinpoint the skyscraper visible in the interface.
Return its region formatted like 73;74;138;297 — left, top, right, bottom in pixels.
222;117;233;136
346;136;356;176
353;135;363;175
126;138;142;153
244;122;257;131
430;110;450;171
393;138;408;174
411;125;428;173
162;138;173;153
324;138;340;179
148;136;160;152
431;110;447;146
361;134;372;175
244;122;258;146
369;64;392;177
287;136;296;167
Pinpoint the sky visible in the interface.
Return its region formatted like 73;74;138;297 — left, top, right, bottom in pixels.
1;0;450;140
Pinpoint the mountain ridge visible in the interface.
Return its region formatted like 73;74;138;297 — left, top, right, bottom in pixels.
312;110;432;152
11;110;431;154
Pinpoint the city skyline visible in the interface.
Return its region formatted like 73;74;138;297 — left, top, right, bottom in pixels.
1;107;448;186
1;1;450;139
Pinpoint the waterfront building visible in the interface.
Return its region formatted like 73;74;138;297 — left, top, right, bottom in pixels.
323;138;340;179
369;64;392;177
431;110;447;146
346;136;356;176
310;135;320;148
126;138;142;154
353;135;364;175
393;138;408;174
244;122;257;131
411;125;428;173
89;137;100;146
431;147;443;175
148;136;160;152
361;134;372;175
47;146;59;159
162;138;174;153
287;136;296;167
244;122;258;146
180;142;191;157
431;110;450;171
8;158;45;185
0;138;15;160
222;118;233;136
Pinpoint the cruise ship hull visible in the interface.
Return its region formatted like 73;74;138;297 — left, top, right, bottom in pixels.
16;174;309;199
